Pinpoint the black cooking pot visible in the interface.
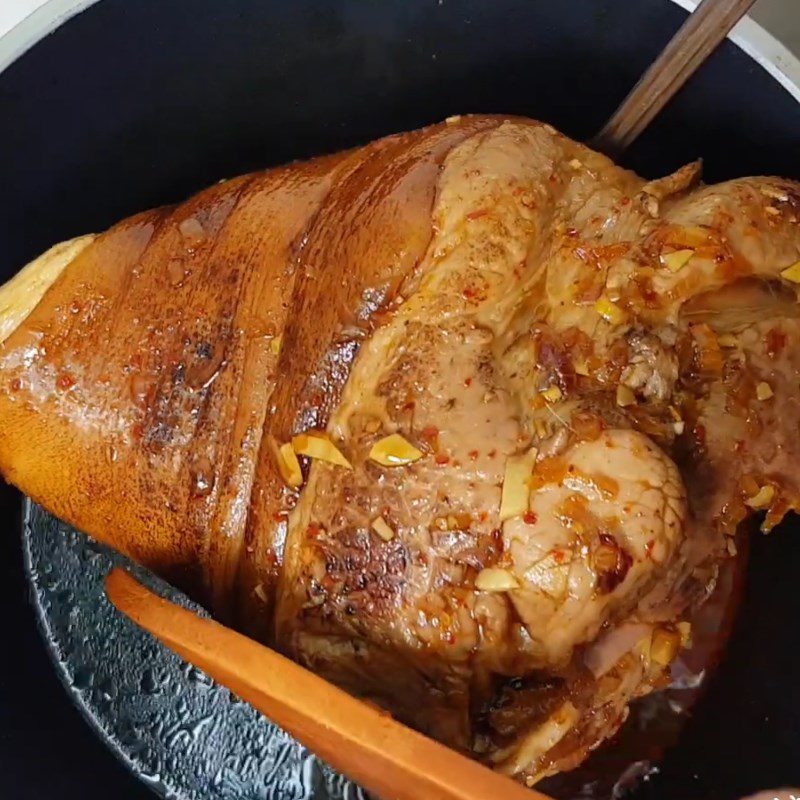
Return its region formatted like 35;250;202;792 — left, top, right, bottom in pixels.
1;1;799;799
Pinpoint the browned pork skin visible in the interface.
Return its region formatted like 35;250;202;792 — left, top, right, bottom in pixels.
0;115;798;785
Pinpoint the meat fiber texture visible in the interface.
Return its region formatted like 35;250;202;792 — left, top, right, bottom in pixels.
1;116;799;784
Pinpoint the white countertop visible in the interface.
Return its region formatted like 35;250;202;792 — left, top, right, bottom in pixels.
0;0;44;37
754;0;800;53
1;0;799;71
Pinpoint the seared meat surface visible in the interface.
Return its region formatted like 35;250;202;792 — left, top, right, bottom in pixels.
0;117;798;784
275;123;800;781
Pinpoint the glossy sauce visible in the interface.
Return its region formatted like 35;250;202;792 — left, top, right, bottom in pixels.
539;534;748;799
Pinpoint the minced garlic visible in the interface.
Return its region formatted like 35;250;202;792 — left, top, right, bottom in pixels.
499;448;538;521
616;384;635;407
540;385;563;403
368;433;423;466
292;432;352;468
780;261;800;283
371;516;395;542
756;381;774;401
272;440;303;488
660;248;693;273
475;567;520;592
594;295;627;325
650;628;681;666
745;484;775;509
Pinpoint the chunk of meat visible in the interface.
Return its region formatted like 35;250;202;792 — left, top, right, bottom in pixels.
275;130;800;782
505;429;685;668
1;117;799;786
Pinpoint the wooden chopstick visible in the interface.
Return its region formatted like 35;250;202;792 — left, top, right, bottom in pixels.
592;0;758;156
106;568;553;800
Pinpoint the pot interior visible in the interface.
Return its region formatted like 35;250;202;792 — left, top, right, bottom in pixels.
0;1;798;798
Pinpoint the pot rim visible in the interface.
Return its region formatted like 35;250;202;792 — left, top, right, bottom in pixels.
0;0;798;102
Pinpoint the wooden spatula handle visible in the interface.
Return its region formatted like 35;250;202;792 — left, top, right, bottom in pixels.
592;0;758;156
106;568;552;800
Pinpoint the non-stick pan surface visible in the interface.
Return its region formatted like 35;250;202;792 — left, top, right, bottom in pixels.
1;1;799;798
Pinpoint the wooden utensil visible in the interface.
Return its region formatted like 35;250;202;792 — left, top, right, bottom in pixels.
105;568;553;800
592;0;758;156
